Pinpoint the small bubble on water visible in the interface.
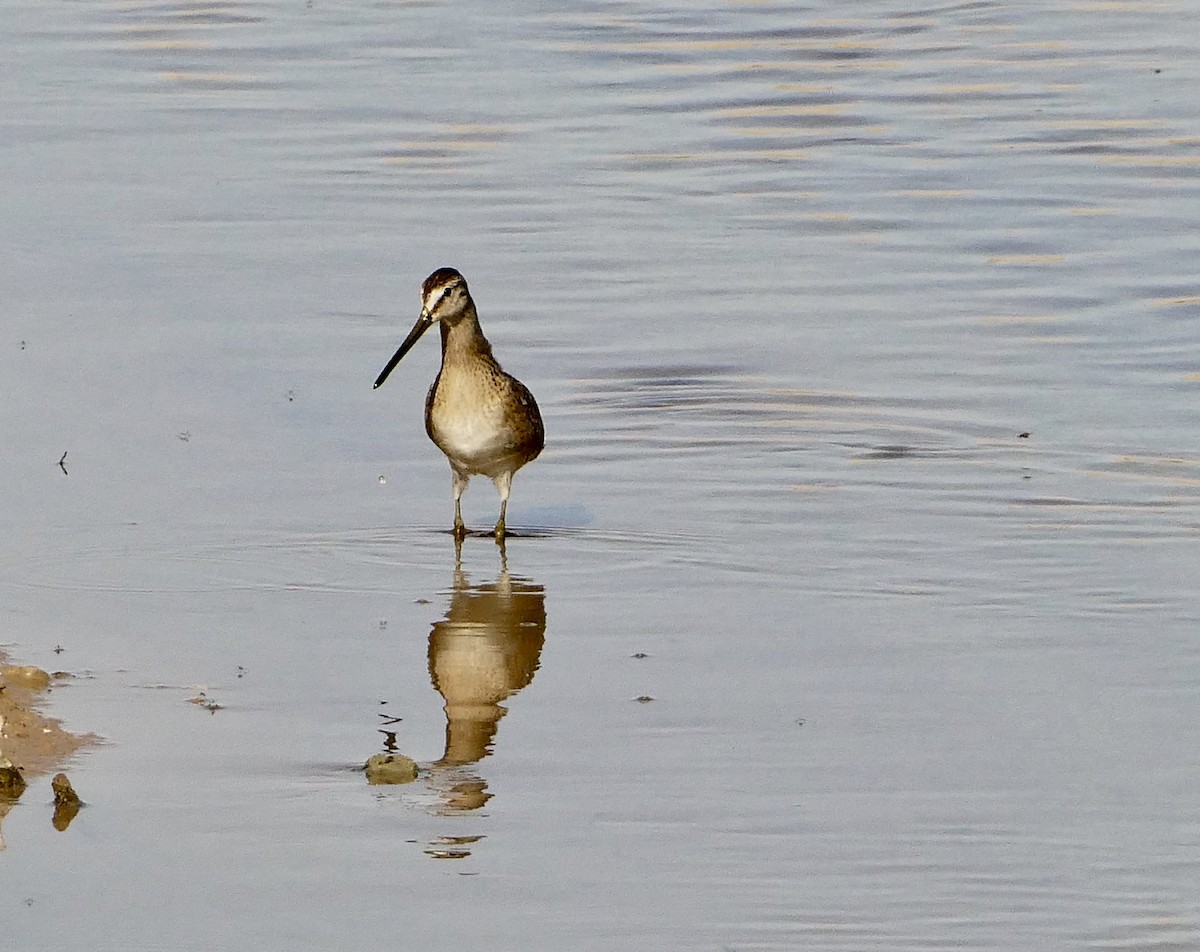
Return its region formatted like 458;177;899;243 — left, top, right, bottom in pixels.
378;474;387;484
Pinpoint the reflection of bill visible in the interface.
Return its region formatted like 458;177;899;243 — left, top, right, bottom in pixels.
425;554;546;813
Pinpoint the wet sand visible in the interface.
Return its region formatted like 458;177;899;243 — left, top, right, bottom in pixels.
0;651;96;846
0;652;94;780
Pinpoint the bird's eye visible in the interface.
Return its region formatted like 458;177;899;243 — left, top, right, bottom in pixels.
442;287;452;299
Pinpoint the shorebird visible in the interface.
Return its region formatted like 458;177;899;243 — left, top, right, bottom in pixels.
373;268;544;540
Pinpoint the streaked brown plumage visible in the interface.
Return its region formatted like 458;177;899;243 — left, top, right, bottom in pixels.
373;268;544;539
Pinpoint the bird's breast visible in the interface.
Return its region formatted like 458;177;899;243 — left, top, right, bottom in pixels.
426;366;541;477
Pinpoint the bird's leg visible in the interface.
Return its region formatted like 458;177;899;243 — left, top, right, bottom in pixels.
495;499;507;539
452;468;469;540
492;471;512;539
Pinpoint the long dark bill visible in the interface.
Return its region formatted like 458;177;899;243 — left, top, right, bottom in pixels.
373;313;433;389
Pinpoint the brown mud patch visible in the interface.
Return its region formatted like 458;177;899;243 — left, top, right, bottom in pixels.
1;649;99;780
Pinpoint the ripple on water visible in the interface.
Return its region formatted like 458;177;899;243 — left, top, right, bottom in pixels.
554;362;1200;615
1;521;726;597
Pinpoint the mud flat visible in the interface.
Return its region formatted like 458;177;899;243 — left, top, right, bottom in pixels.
0;649;97;838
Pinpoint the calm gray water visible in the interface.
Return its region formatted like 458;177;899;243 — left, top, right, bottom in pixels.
4;0;1200;949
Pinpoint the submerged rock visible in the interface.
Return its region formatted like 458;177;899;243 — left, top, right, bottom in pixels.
364;753;419;785
52;772;81;807
51;772;82;830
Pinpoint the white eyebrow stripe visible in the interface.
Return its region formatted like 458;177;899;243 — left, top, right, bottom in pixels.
426;279;461;303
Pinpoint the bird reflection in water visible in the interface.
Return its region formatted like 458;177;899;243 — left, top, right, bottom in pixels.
424;539;545;814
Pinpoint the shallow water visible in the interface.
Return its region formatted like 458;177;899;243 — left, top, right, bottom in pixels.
3;0;1200;948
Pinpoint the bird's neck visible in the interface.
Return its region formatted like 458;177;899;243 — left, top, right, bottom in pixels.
439;306;497;367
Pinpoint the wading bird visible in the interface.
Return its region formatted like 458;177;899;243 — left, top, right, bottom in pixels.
374;268;544;540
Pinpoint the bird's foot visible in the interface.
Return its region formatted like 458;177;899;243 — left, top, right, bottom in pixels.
453;520;467;541
493;518;506;540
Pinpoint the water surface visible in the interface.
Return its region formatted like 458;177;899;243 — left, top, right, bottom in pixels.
3;1;1199;949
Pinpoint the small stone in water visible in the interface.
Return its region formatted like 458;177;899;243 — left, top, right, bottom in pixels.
52;772;81;807
364;753;418;785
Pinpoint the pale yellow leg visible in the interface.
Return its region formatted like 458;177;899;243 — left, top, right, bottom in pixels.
492;471;513;539
452;468;469;539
